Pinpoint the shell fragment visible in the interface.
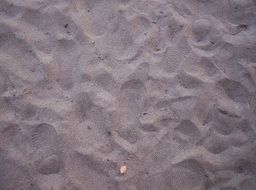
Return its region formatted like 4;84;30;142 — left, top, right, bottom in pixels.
120;165;127;174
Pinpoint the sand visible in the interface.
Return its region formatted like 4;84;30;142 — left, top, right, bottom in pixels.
0;0;256;189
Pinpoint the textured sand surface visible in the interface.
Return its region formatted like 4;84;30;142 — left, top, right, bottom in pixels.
0;0;256;189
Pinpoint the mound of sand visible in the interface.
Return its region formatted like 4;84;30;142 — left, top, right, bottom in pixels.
0;0;256;189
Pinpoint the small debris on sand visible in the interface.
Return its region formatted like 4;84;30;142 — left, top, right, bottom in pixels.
120;165;127;174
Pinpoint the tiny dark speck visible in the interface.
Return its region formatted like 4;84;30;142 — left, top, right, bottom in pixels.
107;131;112;136
64;24;68;28
142;112;148;115
237;166;243;173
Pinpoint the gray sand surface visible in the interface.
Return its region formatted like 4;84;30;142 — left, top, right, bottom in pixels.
0;0;256;189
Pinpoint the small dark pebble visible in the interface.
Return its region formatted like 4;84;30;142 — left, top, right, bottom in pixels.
238;24;248;29
142;112;148;115
107;131;112;136
218;108;228;115
64;24;68;28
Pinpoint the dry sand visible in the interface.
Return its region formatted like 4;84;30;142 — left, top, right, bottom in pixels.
0;0;256;189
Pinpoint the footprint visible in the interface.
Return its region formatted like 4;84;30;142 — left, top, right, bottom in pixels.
35;154;61;175
0;33;45;82
177;71;203;89
137;171;172;190
121;79;145;91
217;78;249;103
119;126;140;144
14;102;37;119
169;165;206;190
75;92;93;120
31;123;57;149
120;79;145;107
203;132;229;154
0;122;22;146
94;69;118;94
210;121;234;135
138;159;206;190
182;55;220;82
66;150;118;190
174;120;200;136
235;159;256;175
160;40;190;73
170;96;198;120
130;16;152;41
140;123;158;132
236;120;256;144
192;19;211;42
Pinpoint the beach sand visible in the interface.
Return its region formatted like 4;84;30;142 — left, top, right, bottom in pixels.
0;0;256;189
